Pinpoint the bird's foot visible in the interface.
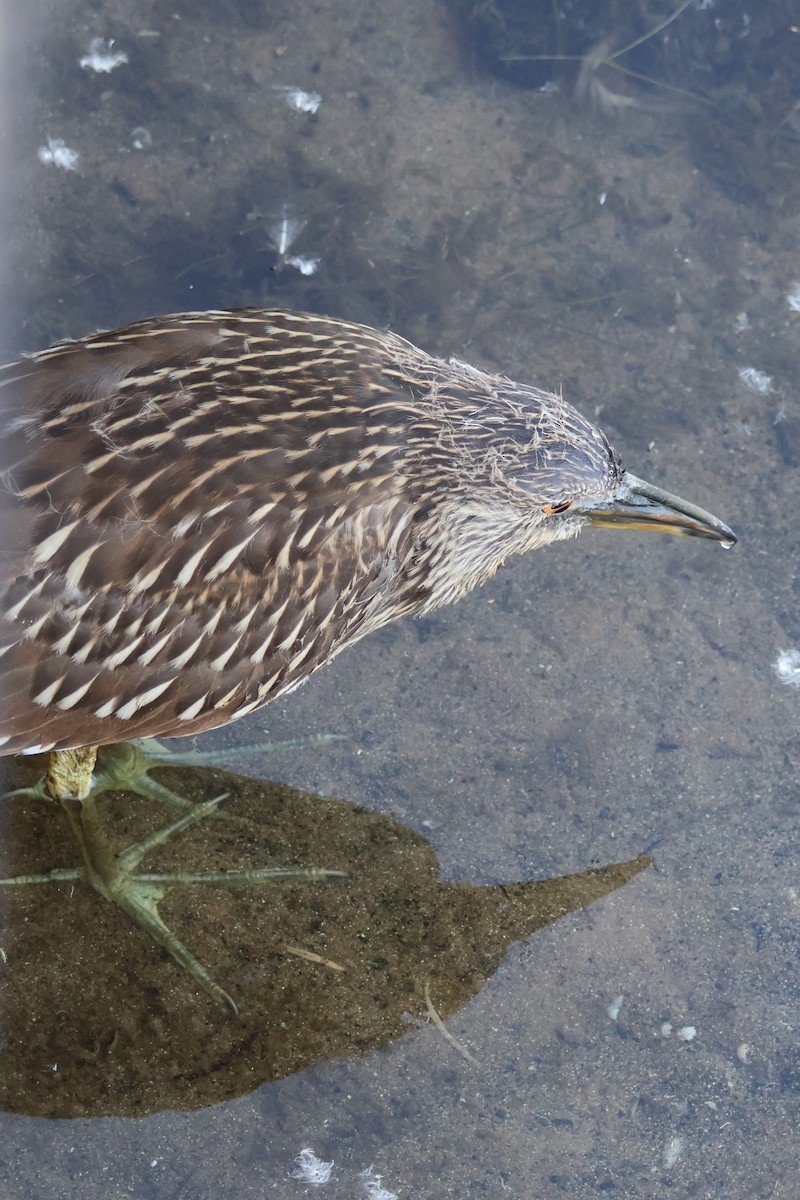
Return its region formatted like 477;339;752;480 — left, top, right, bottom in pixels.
93;733;343;809
0;790;345;1011
5;733;343;811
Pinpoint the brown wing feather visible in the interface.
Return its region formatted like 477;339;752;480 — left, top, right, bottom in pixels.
0;311;423;753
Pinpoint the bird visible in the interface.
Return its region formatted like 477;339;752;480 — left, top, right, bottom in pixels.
0;308;736;1007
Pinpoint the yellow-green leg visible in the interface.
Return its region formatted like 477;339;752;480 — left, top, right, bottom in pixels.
1;744;345;1011
8;735;342;810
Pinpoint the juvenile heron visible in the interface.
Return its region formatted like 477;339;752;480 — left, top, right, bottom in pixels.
0;309;735;1006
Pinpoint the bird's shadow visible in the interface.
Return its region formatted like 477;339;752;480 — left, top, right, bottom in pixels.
0;757;650;1118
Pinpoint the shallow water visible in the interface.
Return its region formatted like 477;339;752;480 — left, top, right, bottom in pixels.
1;1;798;1197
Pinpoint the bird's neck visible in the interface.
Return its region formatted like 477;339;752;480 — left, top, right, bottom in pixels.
414;497;575;613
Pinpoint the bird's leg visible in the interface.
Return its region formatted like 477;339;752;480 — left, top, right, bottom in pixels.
4;734;341;811
54;790;241;1009
3;744;100;805
46;744;98;801
60;790;336;1012
1;747;346;1010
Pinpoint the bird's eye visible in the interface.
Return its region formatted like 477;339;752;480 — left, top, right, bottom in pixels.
542;500;573;515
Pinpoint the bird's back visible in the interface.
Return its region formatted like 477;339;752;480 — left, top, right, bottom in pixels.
0;310;433;753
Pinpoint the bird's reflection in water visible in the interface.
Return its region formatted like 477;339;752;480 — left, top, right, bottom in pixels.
0;756;649;1119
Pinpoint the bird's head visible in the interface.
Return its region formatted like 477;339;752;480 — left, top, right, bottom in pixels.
408;360;735;609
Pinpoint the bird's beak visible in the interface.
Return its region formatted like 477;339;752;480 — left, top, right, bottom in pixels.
577;472;737;545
